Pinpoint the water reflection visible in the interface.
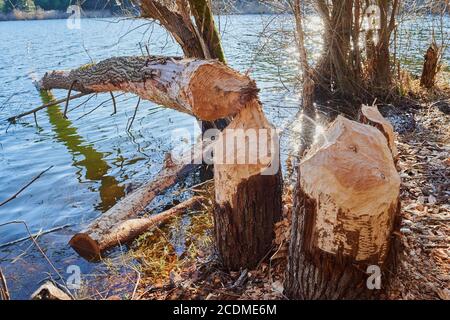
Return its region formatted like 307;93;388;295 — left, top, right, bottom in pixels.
41;90;125;212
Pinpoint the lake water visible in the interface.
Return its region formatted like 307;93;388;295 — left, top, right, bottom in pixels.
0;14;447;299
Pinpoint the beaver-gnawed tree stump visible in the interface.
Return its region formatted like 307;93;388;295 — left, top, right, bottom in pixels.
420;42;440;89
285;116;400;299
213;99;283;270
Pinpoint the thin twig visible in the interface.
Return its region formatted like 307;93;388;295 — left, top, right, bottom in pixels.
131;270;141;300
0;166;53;207
7;93;86;123
0;220;74;299
110;92;117;115
0;223;72;248
63;81;78;119
127;97;141;132
0;267;10;300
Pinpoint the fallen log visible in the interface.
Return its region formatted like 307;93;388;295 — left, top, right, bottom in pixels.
70;196;203;261
36;56;258;121
213;98;283;270
359;104;398;160
68;152;198;260
285;116;400;299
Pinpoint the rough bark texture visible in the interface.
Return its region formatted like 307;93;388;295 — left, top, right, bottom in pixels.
70;196;203;261
37;56;258;121
140;0;206;58
213;99;283;270
188;0;226;63
285;116;400;299
313;0;398;98
314;0;360;97
140;0;230;130
293;0;316;155
420;43;440;89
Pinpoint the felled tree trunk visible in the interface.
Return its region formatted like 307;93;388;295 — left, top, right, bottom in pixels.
37;56;258;122
420;43;440;89
70;196;203;261
359;105;398;160
213;99;283;270
38;55;283;270
285;116;400;299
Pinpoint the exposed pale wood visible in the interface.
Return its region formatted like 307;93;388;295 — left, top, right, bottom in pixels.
213;99;283;270
70;196;203;261
37;56;258;121
360;105;398;160
31;282;72;300
286;116;400;299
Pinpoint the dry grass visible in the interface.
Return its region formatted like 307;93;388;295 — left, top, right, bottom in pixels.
126;182;215;291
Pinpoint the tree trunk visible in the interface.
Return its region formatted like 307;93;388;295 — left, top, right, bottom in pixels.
213;99;283;270
70;196;203;261
314;0;359;97
188;0;226;63
420;42;440;89
37;56;258;121
293;0;316;155
140;0;230;130
285;116;400;299
140;0;206;58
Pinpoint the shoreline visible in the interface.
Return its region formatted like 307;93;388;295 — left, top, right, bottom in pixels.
0;9;117;22
0;5;277;22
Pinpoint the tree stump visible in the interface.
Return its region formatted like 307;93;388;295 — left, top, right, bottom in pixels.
285;116;400;299
420;42;440;89
213;99;283;270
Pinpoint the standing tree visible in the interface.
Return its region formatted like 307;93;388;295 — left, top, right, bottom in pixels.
304;0;399;101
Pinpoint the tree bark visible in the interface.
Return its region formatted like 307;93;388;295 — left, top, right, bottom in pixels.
314;0;359;97
285;116;400;299
292;0;316;155
140;0;230;130
37;56;258;121
420;42;440;89
213;99;283;270
140;0;206;58
188;0;226;63
70;196;203;261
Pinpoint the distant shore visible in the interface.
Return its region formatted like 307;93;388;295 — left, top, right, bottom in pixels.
0;9;119;22
0;3;277;22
